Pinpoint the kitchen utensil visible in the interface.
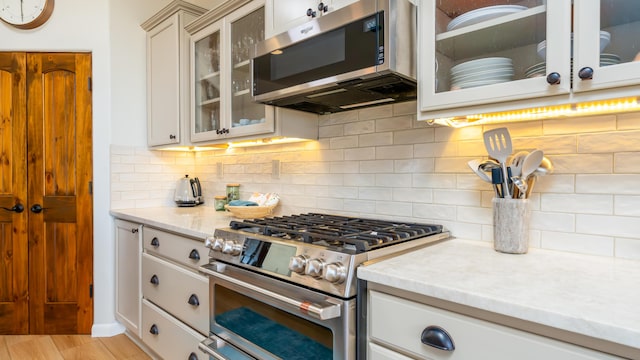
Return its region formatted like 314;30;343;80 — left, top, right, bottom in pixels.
483;128;513;198
521;150;544;180
532;156;554;177
467;159;492;183
491;168;503;198
511;176;528;199
478;159;500;172
509;151;529;177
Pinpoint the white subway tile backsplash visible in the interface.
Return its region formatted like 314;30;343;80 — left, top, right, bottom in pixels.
541;194;613;214
112;107;640;261
576;174;640;194
577;214;640;238
540;231;614;256
614;152;640;173
614;195;640;216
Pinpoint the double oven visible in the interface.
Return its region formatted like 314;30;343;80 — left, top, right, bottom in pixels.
197;213;448;359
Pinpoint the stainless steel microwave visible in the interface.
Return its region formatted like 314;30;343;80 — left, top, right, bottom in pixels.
251;0;416;114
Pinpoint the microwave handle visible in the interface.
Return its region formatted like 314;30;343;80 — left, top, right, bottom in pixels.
199;263;341;321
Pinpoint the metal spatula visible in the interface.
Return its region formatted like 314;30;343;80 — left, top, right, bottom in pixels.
483;128;513;198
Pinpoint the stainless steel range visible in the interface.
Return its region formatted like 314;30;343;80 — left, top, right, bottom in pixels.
198;213;449;360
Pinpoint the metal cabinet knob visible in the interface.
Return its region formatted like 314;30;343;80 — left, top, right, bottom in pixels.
578;67;594;80
1;203;24;213
189;249;200;260
188;294;200;307
306;8;316;17
546;72;561;85
131;228;138;233
149;324;159;335
169;134;176;140
421;325;455;351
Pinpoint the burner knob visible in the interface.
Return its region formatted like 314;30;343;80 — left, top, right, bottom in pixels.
211;237;225;252
289;255;308;274
222;240;242;256
305;258;325;278
324;263;346;284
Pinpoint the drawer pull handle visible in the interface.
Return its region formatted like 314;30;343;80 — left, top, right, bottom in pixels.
149;324;159;335
188;294;200;307
189;249;200;260
150;275;159;285
421;325;455;352
188;352;199;360
151;237;159;247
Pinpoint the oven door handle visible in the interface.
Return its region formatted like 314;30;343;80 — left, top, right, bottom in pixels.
199;263;342;321
199;338;254;360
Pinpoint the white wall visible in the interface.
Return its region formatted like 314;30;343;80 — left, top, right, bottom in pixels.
0;0;217;336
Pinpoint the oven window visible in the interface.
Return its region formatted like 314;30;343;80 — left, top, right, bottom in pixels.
214;285;333;360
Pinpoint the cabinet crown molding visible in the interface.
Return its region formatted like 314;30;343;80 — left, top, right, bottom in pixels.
141;0;207;31
185;0;253;34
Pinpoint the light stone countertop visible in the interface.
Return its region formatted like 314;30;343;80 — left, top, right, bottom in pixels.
357;239;640;351
110;206;233;239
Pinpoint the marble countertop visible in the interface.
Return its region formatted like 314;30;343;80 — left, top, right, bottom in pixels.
358;239;640;351
111;206;233;239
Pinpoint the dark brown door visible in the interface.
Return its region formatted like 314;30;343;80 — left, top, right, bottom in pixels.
0;53;29;334
0;52;93;334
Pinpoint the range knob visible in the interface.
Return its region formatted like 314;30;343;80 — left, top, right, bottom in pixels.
323;262;346;284
289;255;308;274
305;258;325;278
211;237;225;252
222;240;242;256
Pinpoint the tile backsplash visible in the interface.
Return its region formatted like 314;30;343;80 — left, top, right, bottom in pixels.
110;102;640;260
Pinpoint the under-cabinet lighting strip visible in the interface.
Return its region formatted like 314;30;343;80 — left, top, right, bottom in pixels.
431;97;640;127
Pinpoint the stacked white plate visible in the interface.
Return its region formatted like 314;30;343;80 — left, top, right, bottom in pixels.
537;31;611;59
600;53;621;66
450;57;513;90
447;5;528;31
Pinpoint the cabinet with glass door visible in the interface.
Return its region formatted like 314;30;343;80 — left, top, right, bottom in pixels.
418;0;640;123
189;0;272;143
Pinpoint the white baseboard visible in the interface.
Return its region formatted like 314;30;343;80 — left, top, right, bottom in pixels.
91;322;126;337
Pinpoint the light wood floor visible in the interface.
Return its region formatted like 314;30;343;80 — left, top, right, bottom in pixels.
0;334;152;360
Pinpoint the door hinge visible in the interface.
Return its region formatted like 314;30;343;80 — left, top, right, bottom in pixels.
89;181;93;195
89;284;93;298
88;77;92;91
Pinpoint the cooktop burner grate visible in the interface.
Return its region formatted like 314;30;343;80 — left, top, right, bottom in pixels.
229;213;443;253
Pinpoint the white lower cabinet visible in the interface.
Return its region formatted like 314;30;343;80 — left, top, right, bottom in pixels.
142;299;206;360
115;219;142;337
368;290;621;360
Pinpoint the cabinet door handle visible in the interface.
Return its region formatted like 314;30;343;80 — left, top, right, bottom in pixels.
30;204;44;213
131;228;138;233
188;352;199;360
578;67;594;80
1;203;24;213
169;134;176;140
188;294;200;307
150;237;160;247
149;324;159;335
421;325;455;351
150;274;159;285
546;72;561;85
306;8;316;17
189;249;200;260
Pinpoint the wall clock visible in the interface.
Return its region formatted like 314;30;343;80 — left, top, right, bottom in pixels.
0;0;54;29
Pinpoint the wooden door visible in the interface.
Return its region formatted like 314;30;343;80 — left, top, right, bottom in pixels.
26;53;94;334
0;53;29;334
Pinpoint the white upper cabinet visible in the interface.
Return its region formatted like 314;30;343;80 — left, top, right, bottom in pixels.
418;0;640;122
189;0;274;143
572;0;640;94
142;1;206;148
265;0;359;38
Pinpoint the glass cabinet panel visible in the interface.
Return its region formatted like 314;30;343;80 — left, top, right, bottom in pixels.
194;31;221;136
230;8;266;131
573;0;640;93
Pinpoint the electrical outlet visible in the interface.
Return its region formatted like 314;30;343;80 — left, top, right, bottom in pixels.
272;160;280;179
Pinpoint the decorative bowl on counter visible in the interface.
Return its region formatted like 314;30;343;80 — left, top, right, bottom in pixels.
224;204;277;219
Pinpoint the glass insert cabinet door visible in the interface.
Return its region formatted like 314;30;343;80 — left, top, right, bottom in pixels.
228;6;268;135
572;0;640;93
419;0;572;115
193;24;222;139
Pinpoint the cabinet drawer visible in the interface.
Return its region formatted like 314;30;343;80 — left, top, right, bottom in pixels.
142;253;209;335
143;226;208;270
142;299;206;360
369;342;413;360
369;290;620;360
